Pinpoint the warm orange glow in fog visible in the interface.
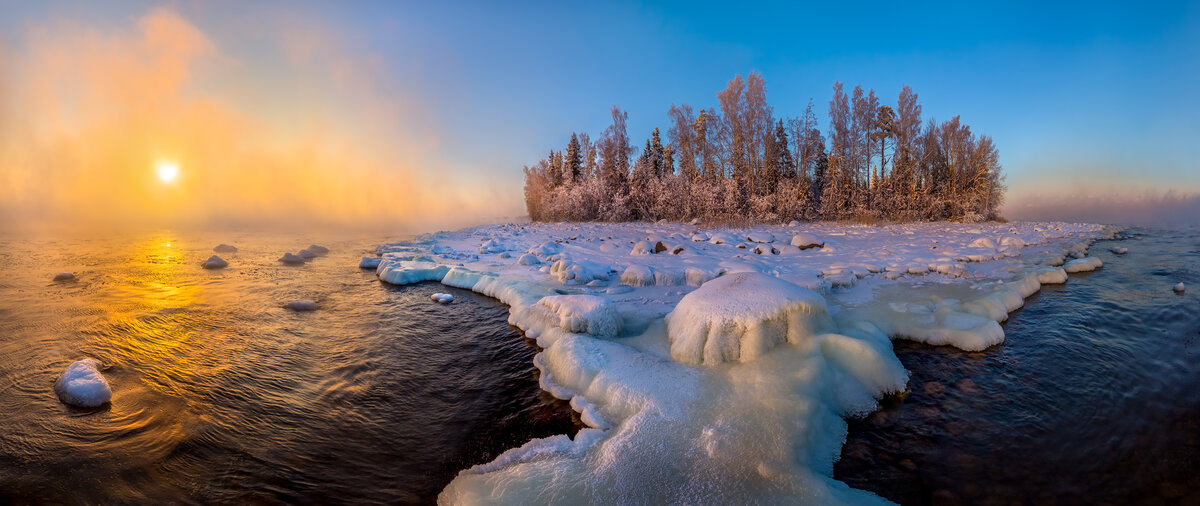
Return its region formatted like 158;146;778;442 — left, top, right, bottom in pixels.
0;7;509;233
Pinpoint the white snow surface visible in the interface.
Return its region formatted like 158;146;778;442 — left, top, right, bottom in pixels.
361;220;1108;504
55;358;112;407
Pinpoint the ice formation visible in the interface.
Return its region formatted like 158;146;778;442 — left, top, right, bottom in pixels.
54;359;112;407
307;244;330;255
1063;256;1103;273
279;252;306;264
666;272;833;365
357;220;1109;504
298;248;319;259
1175;282;1186;293
213;243;238;253
285;300;318;311
431;293;455;303
1111;247;1128;255
53;272;75;282
201;255;228;269
359;256;382;269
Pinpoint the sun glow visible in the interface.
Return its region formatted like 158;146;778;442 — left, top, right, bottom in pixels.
156;161;180;184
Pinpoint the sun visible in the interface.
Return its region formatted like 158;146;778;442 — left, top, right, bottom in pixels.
156;161;180;184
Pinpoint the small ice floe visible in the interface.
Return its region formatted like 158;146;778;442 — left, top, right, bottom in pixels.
1063;256;1103;273
285;300;318;311
279;252;306;264
1111;247;1128;255
790;233;823;250
307;245;330;256
201;255;228;269
55;359;111;407
298;248;319;259
1175;282;1186;293
213;244;238;253
359;256;382;269
53;272;75;282
430;293;454;304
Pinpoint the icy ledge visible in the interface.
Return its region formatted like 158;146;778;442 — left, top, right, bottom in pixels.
365;221;1109;504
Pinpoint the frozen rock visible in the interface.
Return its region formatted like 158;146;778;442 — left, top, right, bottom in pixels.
1063;256;1102;273
666;272;833;365
279;252;306;264
431;293;455;303
359;256;382;269
517;253;541;266
479;239;505;254
1035;266;1068;284
753;244;778;255
53;272;75;282
999;237;1025;249
1111;247;1128;254
790;233;823;250
969;237;997;249
746;231;775;243
537;294;621;337
285;300;318;311
55;359;112;407
213;244;238;253
708;232;740;245
1175;282;1186;293
631;240;667;255
498;252;511;259
201;255;228;269
548;258;613;284
620;264;655;287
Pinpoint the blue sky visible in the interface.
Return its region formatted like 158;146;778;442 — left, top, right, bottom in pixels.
3;1;1198;221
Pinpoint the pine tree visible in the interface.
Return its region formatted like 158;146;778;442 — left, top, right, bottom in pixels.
565;133;583;183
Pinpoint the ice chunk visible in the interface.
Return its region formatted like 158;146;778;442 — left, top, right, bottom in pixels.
479;239;505;254
285;300;318;311
279;252;306;264
666;272;833;365
307;244;330;255
790;233;823;249
620;264;655;287
359;256;382;269
1063;257;1102;273
1036;266;1068;284
1111;247;1128;254
517;253;541;266
53;272;75;282
201;255;228;269
548;258;613;284
431;293;454;303
55;359;112;407
377;260;451;285
213;244;238;253
1175;282;1186;293
537;295;621;337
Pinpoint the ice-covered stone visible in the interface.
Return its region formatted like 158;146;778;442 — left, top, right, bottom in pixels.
307;244;330;255
53;272;75;282
359;256;382;269
666;272;833;365
790;233;823;249
517;253;541;266
1175;282;1186;293
213;244;238;253
285;300;318;311
1063;256;1102;273
54;359;112;407
431;293;455;303
201;255;228;269
279;252;306;264
537;294;621;337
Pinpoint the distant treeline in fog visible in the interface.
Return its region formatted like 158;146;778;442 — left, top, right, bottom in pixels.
523;72;1005;223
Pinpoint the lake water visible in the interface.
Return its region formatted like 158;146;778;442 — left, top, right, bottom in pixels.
1;227;1197;504
0;232;580;504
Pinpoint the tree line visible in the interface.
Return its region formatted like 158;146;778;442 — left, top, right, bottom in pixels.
524;72;1005;224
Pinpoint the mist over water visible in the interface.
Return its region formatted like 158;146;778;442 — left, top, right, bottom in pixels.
0;231;579;503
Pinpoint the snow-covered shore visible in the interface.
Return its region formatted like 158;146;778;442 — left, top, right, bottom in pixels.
365;220;1110;504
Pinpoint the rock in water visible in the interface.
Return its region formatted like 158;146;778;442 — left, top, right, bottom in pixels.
53;272;76;282
286;300;318;311
201;255;228;269
55;359;112;407
279;252;306;264
213;244;238;253
1175;282;1186;293
298;249;319;259
430;293;454;303
307;244;330;255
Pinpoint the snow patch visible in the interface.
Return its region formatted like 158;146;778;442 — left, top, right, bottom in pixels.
55;359;112;407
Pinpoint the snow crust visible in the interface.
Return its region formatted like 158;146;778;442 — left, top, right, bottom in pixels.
55;359;112;407
361;220;1108;504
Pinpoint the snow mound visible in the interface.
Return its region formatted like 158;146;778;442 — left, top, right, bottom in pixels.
526;241;563;256
517;253;541;266
666;272;833;365
537;295;621;337
55;359;112;407
279;252;306;264
630;240;666;255
213;244;238;253
620;264;655;287
479;239;505;254
999;236;1026;249
969;237;997;249
377;260;451;285
746;231;775;243
359;256;382;269
1063;257;1103;273
201;255;228;269
285;300;318;311
790;233;823;249
753;244;778;255
1175;282;1186;293
431;293;454;303
548;258;613;284
708;232;740;245
53;272;75;282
